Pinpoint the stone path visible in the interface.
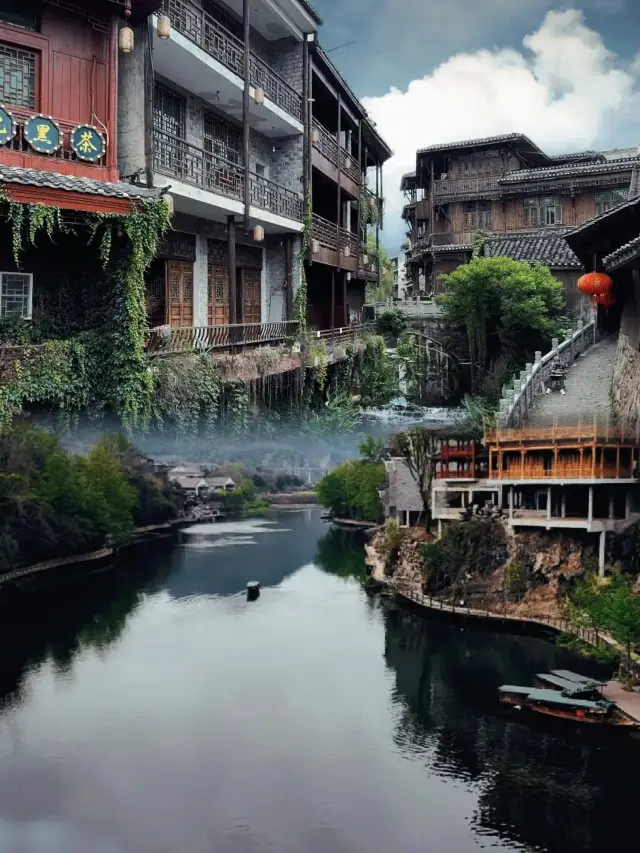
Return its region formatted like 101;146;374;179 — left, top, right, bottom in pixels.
527;335;618;427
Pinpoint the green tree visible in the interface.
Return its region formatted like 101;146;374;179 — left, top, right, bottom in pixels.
317;460;385;522
367;233;396;302
390;428;440;531
439;256;566;394
359;436;385;463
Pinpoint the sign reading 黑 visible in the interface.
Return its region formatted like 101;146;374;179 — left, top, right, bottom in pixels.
23;115;62;154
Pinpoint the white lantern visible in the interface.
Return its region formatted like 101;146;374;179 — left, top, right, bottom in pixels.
344;155;351;171
253;224;265;242
119;25;134;53
157;14;172;39
369;263;376;273
342;245;351;258
370;195;377;209
311;239;320;255
361;253;368;266
254;86;265;106
311;127;320;145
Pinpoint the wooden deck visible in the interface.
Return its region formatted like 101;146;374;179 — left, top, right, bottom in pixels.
602;681;640;723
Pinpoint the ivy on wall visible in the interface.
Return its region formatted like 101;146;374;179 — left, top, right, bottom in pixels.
294;194;312;336
0;194;171;433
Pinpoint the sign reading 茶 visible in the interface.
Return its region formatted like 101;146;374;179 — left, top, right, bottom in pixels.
24;115;62;154
0;105;16;145
70;124;105;162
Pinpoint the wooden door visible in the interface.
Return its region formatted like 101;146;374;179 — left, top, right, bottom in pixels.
241;269;261;325
167;260;194;328
207;264;229;325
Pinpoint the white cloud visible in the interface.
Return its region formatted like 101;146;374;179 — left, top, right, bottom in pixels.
362;9;639;249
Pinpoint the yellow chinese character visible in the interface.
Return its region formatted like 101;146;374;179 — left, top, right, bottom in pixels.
0;115;6;135
78;130;97;154
35;123;51;143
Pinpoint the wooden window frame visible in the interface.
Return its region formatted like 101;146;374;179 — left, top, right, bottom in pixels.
0;271;33;319
0;23;50;114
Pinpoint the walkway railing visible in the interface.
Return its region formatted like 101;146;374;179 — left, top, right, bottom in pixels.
486;422;640;445
311;213;362;258
314;323;374;349
154;130;303;220
147;321;298;355
160;0;303;121
312;119;361;185
497;317;597;428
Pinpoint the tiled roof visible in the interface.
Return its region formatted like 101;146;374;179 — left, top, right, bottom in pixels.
484;230;582;268
548;151;599;162
418;133;544;156
566;192;640;237
500;158;640;183
603;235;640;271
0;165;162;200
298;0;323;24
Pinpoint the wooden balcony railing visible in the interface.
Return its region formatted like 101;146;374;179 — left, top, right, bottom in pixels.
312;120;361;185
313;323;374;348
311;213;361;255
160;0;303;121
434;175;501;202
486;423;640;446
492;462;634;481
1;108;107;167
147;321;299;355
154;130;303;220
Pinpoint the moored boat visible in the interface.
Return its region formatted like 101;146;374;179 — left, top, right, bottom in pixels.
499;670;639;728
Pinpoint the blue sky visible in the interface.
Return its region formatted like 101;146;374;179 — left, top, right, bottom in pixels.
309;1;640;250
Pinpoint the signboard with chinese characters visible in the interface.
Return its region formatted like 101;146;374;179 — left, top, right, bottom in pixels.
70;124;105;162
23;115;62;154
0;105;16;145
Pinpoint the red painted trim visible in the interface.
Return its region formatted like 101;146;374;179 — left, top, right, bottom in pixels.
0;148;119;181
0;24;51;114
3;184;134;214
107;16;119;173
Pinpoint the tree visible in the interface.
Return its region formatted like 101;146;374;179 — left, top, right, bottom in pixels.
390;427;440;531
359;436;385;464
317;460;385;522
367;233;396;302
439;256;566;395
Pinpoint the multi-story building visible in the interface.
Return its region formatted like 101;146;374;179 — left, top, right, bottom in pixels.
0;0;162;318
402;133;640;313
117;0;391;335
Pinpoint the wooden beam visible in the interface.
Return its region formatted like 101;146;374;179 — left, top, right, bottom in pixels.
228;215;237;324
242;0;251;233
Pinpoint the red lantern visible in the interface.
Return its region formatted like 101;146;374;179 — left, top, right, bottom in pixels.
595;291;616;309
577;272;613;296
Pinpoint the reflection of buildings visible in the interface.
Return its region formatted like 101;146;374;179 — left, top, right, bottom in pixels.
383;607;640;853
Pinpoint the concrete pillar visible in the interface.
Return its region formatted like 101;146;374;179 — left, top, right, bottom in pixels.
508;487;514;519
547;486;552;520
561;492;567;518
193;234;209;327
608;492;615;520
588;486;594;523
437;519;443;538
625;490;632;520
598;531;606;577
117;23;148;180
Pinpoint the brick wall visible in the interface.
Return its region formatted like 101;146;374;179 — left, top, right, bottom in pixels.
249;129;304;197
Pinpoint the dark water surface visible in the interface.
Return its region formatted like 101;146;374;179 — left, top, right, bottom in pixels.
0;510;638;853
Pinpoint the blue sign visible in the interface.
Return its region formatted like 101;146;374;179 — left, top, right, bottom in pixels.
70;124;105;162
24;115;61;154
0;105;16;145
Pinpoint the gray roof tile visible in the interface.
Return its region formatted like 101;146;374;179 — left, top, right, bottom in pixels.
0;165;162;201
484;229;582;268
603;235;640;270
500;158;639;183
417;132;543;155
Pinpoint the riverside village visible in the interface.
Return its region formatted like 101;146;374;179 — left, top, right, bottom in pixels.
1;2;640;851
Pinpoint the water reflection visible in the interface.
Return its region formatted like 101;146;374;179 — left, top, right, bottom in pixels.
385;608;640;853
315;528;368;581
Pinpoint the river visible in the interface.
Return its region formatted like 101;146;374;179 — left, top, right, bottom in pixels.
0;509;638;853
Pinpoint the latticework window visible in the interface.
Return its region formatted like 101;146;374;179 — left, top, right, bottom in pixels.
463;200;492;229
1;272;32;318
524;195;562;227
0;42;36;109
204;111;241;165
595;189;629;217
153;84;185;138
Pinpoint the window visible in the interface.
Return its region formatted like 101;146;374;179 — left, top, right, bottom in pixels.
463;200;492;229
204;111;241;165
0;0;38;31
0;41;36;109
255;163;267;178
524;195;562;227
0;272;32;318
153;84;185;139
595;189;629;217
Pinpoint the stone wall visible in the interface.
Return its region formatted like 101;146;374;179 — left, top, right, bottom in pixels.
612;270;640;432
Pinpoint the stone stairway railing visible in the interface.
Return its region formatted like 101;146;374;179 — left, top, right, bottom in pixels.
497;316;597;428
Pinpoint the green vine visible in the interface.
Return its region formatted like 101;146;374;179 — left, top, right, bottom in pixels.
295;193;312;337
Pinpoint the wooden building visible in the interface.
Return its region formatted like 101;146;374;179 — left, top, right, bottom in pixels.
402;133;639;311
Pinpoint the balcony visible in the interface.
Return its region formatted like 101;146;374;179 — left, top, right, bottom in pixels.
310;213;368;273
311;120;360;195
434;175;501;204
147;321;298;355
154;129;303;222
158;0;302;125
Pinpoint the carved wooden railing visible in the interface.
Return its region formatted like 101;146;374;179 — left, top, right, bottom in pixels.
154;130;303;220
496;318;597;429
312;120;361;185
160;0;302;121
2;108;107;167
311;212;339;250
434;175;502;202
146;321;298;355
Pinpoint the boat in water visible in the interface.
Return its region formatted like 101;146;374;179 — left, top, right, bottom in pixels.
498;669;639;728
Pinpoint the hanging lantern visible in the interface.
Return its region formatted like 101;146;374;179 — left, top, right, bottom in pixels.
344;155;351;171
595;291;616;309
253;224;264;242
254;86;265;106
342;244;351;258
311;127;320;145
361;253;368;266
577;271;613;296
157;14;172;39
311;239;320;255
119;25;134;53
